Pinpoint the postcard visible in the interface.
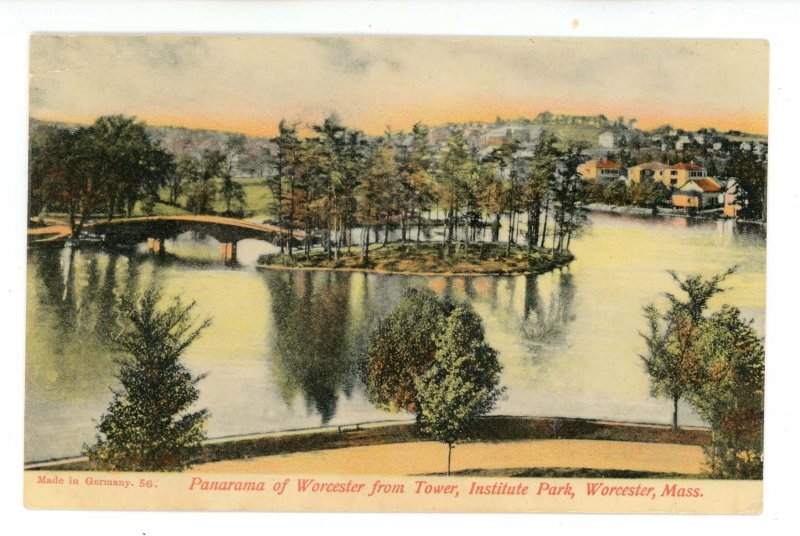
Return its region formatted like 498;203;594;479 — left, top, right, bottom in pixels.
24;35;767;513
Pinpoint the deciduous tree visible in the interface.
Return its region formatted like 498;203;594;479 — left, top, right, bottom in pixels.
640;267;736;429
725;146;767;221
363;288;454;412
689;306;764;479
416;305;504;475
30;115;173;236
185;149;225;214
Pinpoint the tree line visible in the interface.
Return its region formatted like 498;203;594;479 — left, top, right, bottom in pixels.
30;116;173;237
29;115;248;238
30;114;768;249
267;116;591;262
30;113;597;257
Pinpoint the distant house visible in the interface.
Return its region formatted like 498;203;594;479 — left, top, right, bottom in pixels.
427;127;450;145
627;161;669;183
478;126;541;147
656;162;706;188
578;160;622;181
671;178;722;210
675;135;692;151
598;131;616;149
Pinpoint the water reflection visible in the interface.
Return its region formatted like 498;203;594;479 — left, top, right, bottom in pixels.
264;271;357;424
521;272;577;363
27;248;127;401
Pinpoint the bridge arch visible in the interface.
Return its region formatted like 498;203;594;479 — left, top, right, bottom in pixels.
89;216;304;264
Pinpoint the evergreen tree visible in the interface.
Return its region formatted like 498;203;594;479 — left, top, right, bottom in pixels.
551;143;589;252
270;120;304;255
83;289;211;471
523;131;560;252
357;137;397;263
438;130;476;250
406;123;436;242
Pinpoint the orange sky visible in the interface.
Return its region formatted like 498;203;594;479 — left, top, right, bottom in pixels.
30;36;769;137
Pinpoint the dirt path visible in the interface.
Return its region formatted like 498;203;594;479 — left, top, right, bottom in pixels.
194;439;706;476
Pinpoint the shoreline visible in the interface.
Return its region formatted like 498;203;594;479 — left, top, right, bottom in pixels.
25;415;712;471
255;262;570;277
584;203;767;226
257;242;575;276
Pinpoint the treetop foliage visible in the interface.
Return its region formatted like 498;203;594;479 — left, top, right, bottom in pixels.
83;288;211;472
664;265;737;323
416;305;505;446
363;288;455;412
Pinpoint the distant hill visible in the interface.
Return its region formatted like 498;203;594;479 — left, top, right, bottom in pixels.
30;114;767;177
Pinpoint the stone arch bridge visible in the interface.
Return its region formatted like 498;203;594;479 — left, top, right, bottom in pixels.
89;215;304;264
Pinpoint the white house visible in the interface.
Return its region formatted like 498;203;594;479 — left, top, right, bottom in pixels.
598;131;616;149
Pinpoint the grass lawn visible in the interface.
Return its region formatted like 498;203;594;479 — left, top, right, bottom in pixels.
135;179;274;219
211;178;275;218
546;124;603;150
132;200;192;217
239;180;274;218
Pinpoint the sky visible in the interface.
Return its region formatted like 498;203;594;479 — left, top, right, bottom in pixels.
29;36;769;137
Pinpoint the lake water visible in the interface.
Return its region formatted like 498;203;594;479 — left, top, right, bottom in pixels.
24;213;766;462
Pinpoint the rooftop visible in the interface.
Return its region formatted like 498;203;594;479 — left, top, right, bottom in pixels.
671;162;704;171
630;161;669;170
682;178;722;193
592;160;622;169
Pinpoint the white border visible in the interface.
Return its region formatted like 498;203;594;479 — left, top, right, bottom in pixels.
2;1;798;534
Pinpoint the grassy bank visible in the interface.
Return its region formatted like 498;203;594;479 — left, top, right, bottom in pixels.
434;467;695;479
27;416;711;472
258;242;574;275
197;416;709;466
